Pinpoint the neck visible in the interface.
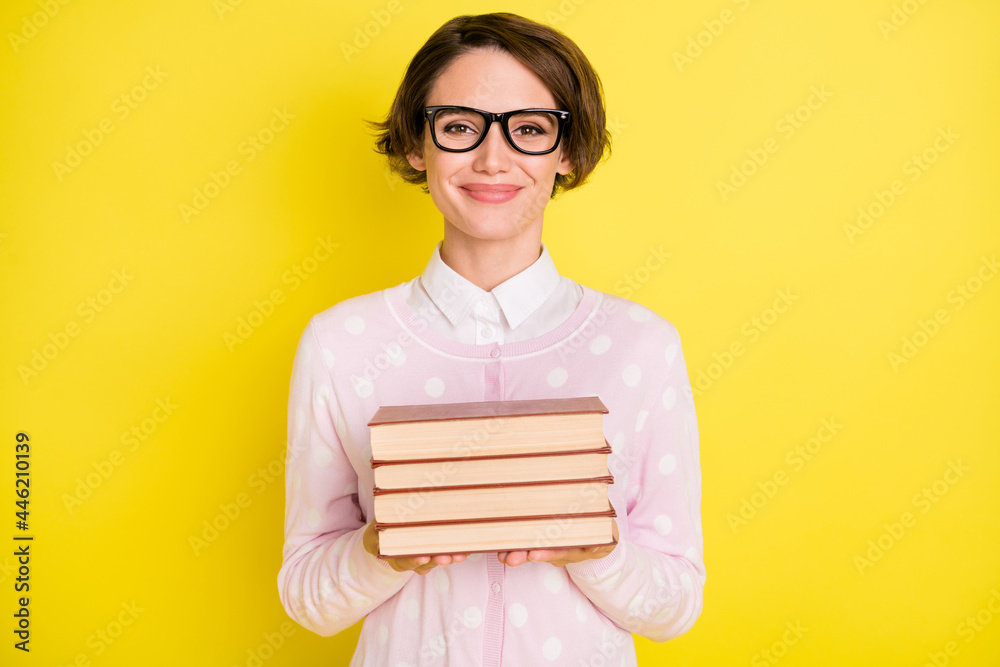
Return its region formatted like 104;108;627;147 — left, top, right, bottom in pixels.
439;223;543;292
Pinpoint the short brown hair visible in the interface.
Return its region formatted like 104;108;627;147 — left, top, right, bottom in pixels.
370;13;610;197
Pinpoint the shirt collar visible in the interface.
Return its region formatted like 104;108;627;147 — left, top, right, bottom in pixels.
418;242;562;330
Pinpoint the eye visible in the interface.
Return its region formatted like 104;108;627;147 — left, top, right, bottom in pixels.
443;122;477;135
511;124;546;137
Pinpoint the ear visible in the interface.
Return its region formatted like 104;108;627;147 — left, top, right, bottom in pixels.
406;149;426;172
555;148;574;176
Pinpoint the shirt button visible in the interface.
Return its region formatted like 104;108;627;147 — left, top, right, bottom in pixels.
481;327;493;338
491;583;501;594
490;348;500;358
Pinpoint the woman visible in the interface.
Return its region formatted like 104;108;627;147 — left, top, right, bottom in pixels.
278;12;704;665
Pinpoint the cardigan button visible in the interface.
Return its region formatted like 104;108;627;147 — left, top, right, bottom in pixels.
491;583;501;594
490;348;500;358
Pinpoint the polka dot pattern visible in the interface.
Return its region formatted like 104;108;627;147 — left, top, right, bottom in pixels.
629;305;651;322
542;637;562;661
314;385;331;406
662;387;676;410
658;454;676;475
425;377;445;398
323;348;336;369
463;606;483;628
306;507;321;529
388;345;406;366
344;315;365;335
312;445;333;467
547;367;568;387
431;568;449;593
353;377;373;398
664;343;678;368
589;334;612;355
622;364;642;387
654;514;673;536
635;410;649;432
507;602;528;627
543;570;565;593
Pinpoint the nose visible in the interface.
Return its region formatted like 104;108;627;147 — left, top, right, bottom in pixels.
472;120;514;173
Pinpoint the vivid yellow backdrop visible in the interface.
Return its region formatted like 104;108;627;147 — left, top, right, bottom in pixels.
1;0;998;665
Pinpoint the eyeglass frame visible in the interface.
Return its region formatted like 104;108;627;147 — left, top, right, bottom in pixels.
422;105;570;156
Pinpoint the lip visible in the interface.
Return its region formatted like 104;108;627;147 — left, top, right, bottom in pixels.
459;183;523;204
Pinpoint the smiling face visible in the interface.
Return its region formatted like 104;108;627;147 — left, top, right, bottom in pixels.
406;48;574;243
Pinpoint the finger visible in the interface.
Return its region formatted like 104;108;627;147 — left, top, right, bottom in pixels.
504;550;529;566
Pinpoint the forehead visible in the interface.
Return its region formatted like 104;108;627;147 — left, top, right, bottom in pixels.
426;48;557;112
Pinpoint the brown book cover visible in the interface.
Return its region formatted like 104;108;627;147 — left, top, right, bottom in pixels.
368;396;608;427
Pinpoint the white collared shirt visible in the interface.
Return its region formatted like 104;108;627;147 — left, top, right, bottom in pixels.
400;242;584;345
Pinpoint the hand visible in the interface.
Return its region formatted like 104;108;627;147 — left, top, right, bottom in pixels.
497;520;619;567
362;522;468;575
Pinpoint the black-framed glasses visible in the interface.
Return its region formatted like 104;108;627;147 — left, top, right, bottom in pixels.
423;106;570;155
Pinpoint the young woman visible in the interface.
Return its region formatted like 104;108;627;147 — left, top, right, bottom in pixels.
278;13;705;665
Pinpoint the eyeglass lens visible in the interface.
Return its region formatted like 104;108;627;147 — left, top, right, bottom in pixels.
432;109;559;153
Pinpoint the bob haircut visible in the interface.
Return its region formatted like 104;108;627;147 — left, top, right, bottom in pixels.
371;12;610;197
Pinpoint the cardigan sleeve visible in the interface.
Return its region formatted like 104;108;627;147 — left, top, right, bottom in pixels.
276;318;413;636
565;323;705;641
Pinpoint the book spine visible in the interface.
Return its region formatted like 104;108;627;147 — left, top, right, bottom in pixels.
370;445;612;468
372;475;613;495
377;538;618;560
374;506;617;530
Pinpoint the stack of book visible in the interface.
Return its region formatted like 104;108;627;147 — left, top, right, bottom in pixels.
368;396;616;558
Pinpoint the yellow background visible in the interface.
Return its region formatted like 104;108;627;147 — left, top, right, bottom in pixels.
2;0;998;664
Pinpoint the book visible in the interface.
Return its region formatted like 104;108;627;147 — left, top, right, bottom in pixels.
368;396;608;461
371;446;612;490
375;511;617;558
368;396;615;558
373;477;613;524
